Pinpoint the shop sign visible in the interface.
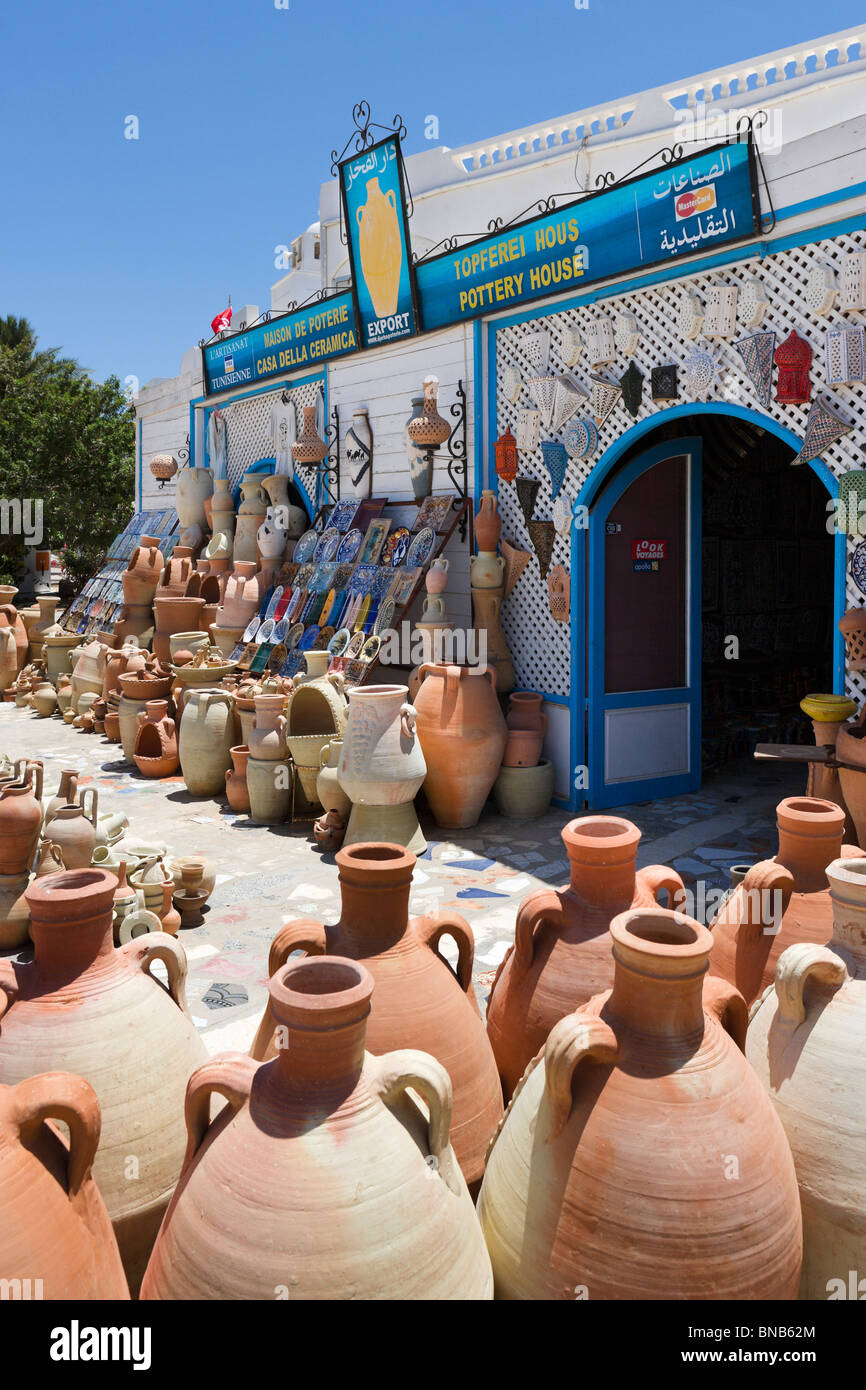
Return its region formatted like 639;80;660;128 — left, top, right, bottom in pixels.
201;292;358;395
633;538;666;572
414;140;758;331
339;133;418;350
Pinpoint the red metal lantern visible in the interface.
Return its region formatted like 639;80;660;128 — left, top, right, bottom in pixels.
494;427;519;484
774;329;812;404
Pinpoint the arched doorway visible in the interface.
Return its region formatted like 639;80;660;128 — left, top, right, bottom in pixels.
572;406;844;811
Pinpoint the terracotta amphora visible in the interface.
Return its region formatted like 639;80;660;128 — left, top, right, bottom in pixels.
478;907;803;1300
179;688;235;795
0;869;207;1295
474;489;501;552
0;764;44;875
0;619;17;693
43;788;99;870
503;691;548;768
141;956;492;1299
122;536;164;606
251;843;503;1193
709;796;859;1009
225;745;251;813
747;855;866;1299
486;815;684;1098
413;663;507;828
175;466;213;533
0;602;27;672
44;768;79;825
0;1072;130;1299
248;693;287;761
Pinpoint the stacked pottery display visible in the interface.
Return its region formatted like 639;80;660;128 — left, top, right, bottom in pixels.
478;906;803;1299
251;843;504;1194
133;700;179;778
41;623;82;686
495;689;554;819
233;474;268;565
413;663;507;829
210;478;235;548
117;665;172;762
142;956;492;1299
27;595;58;664
709;796;856;1009
409;559;453;700
0;869;208;1293
747;855;866;1299
470;492;514;696
337;684;427;852
487;814;684;1098
247;693;290;823
0;1073;130;1299
119;534;164;642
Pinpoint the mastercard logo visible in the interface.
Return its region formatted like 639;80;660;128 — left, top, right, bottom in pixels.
675;185;717;220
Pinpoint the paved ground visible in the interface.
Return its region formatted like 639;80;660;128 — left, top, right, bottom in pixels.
0;702;803;1056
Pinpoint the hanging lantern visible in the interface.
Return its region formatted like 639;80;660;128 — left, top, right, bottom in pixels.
826;325;866;386
552;494;573;537
774;330;812;404
619;360;644;418
292;405;329;465
837;470;866;538
500;539;532;599
547;565;570;622
515;477;541;526
703;285;738;338
500;364;524;403
149;453;178;486
494;427;519;484
651;364;679;403
682;349;716;401
559;325;583;367
515;409;542;453
739;277;769;328
526;376;557;429
614;312;640;356
539;441;568;500
677;290;704;339
840;252;866;312
733;332;775;409
804;264;837;316
589;375;622;428
549;377;585;433
562;417;599;460
585;316;616;367
527;520;556;579
521;329;550;374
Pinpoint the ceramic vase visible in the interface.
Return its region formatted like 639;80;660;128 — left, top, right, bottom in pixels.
469;552;505;589
248;694;287;762
175;466;214;532
225;745;250;813
29;595;59;662
217;562;261;630
234;476;268;564
261;474;307;539
0;765;43;875
470;587;515;694
405;395;432;500
291;407;328;467
413;663;507;828
346;409;373;498
0;873;31;950
117;693;150;763
0;621;16;693
337;685;427;852
178;689;236;796
42;626;82;685
317;739;351;820
0;600;27;672
210;478;235;541
152;596;206;664
406;376;451;448
251;843;504;1192
122;537;164;606
474;490;501;552
478;906;803;1299
256;506;288;564
246;756;291;823
42;790;99;870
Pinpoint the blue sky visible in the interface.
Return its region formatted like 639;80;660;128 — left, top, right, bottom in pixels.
0;0;861;388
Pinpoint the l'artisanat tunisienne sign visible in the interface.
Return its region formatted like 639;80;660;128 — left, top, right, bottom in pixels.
202;291;357;395
414;140;759;330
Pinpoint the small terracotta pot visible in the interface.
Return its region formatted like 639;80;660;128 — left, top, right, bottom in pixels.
225;745;251;813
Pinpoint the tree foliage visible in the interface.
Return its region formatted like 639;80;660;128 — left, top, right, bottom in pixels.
0;316;135;587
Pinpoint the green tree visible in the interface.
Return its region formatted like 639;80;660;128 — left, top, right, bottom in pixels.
0;316;135;588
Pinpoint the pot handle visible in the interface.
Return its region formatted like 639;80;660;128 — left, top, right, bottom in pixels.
26;760;43;803
513;888;565;969
79;785;98;829
483;664;498;692
249;920;328;1061
371;1049;460;1194
638;864;685;910
702;975;749;1053
713;859;794;935
120;931;192;1017
400;701;417;739
182;1053;257;1173
0;960;18;1021
774;942;848;1027
543;1014;619;1140
415;911;475;998
10;1071;102;1198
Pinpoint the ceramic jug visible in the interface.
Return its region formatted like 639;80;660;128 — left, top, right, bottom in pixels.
43;789;99;869
405;395;432;500
248;694;287;761
225;745;250;813
175;465;214;532
0;764;44;875
413;663;507;828
474;490;501;552
179;689;236;795
44;768;79;824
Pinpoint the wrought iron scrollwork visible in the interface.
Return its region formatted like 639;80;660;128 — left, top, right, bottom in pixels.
319;406;340;507
445;380;468;541
176;434;190;467
329;102;408;175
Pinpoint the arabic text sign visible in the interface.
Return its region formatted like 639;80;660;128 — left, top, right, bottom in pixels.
415;141;758;331
340;134;417;350
202;293;358;395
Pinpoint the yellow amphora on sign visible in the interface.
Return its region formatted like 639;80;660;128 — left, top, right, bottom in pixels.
357;177;402;318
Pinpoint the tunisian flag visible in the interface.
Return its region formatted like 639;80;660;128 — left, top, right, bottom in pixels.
210;303;232;335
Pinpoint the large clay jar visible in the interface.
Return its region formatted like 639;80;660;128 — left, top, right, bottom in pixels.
29;595;59;663
234;476;268;565
413;663;507;828
0;869;207;1294
252;843;504;1192
43;790;99;869
338;684;427;849
133;700;179;778
486;815;685;1098
248;693;287;761
0;601;27;672
142;955;492;1299
317;738;350;820
42;624;81;685
0;766;44;874
70;638;109;713
747;856;866;1300
210;477;235;541
0;619;16;693
117;692;149;763
122;536;164;606
478;906;802;1300
709;796;857;1009
225;745;250;813
217;561;261;629
0;873;31;950
179;688;235;795
0;1072;130;1299
246;756;291;823
152;595;205;664
175;465;214;532
474;489;501;552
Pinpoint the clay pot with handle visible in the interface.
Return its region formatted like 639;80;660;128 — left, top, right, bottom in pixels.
0;763;44;875
141;956;492;1300
0;1072;130;1299
251;842;503;1193
42;788;99;870
413;663;507;829
43;768;79;825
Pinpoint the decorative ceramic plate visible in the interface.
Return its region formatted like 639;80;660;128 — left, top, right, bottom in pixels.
345;631;365;659
329;628;351;656
361;635;381;662
852;541;866;596
286;623;304;651
298;626;320;651
273;618;289;644
335;528;363;563
374;599;396;635
257;619;276;644
315;626;335;649
406;527;435;567
241;616;261;643
353;595;372;632
314;527;340;562
263;586;284;620
383;526;411;567
412;496;454;533
330;499;360;533
318;589;338;628
293;530;318;563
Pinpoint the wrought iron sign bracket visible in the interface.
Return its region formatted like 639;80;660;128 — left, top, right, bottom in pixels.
330;102;413;246
321;405;341;505
417;380;468;541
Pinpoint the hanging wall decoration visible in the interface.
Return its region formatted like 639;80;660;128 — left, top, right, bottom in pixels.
774;329;812;404
563;416;599;460
733;331;776;409
589;375;622;428
837;470;866;538
682;349;717;401
826;325;866;386
791;397;854;466
804;264;837;316
559;326;583;367
494;427;519;484
614;312;640;356
840;252;866;312
527;520;556;579
547;565;570;623
651;364;679;403
552;494;573;537
345;408;374;497
527;376;557;429
851;541;866;598
500;539;532;599
703;285;739;338
539;440;568;500
677;290;704;339
550;377;585;433
586;316;616;367
522;329;550;373
515;408;542;453
739;277;769;327
619;360;644;418
500;364;524;403
515;477;541;527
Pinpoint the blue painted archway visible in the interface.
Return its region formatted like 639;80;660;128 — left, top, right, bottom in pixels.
567;402;846;811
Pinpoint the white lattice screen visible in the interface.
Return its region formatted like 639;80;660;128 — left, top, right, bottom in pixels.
493;229;866;701
212;379;323;490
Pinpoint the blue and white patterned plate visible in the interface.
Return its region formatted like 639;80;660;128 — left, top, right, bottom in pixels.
406;527;435;567
293;530;318;563
314;527;340;562
852;541;866;596
336;528;363;563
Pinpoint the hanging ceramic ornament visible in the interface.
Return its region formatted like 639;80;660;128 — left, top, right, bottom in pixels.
527;376;557;429
527;520;556;579
585;316;616;367
619;361;644;418
500;364;524;403
549;377;585;433
739;277;769;328
682;348;717;401
589;375;622;428
805;264;837;316
614;312;640;356
733;332;776;409
651;364;678;403
500;539;532;599
522;330;550;374
345;408;373;498
515;409;542;453
562;417;598;460
552;494;573;537
540;441;568;500
791;398;853;466
838;470;866;538
494;427;519;484
775;330;812;404
703;286;738;338
560;326;583;368
677;290;704;340
826;325;866;386
515;477;541;527
547;565;569;622
840;252;866;312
